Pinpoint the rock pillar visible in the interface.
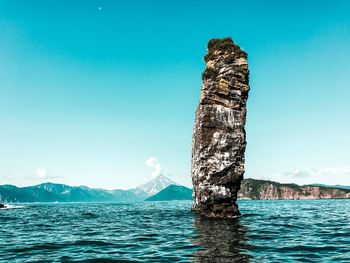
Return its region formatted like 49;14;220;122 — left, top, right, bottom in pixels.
191;37;250;218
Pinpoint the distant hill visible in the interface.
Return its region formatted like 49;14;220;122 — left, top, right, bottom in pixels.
145;185;192;201
308;184;350;190
238;179;350;200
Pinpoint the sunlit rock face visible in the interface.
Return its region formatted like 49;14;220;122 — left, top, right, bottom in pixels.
191;37;250;218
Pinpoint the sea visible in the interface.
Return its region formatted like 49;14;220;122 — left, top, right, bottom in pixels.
0;200;349;262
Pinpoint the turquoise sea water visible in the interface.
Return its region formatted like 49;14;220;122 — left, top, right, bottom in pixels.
0;200;349;262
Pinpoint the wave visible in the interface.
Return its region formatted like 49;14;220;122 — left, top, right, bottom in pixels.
1;204;27;209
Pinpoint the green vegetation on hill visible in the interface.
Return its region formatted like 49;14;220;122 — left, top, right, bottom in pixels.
145;185;192;201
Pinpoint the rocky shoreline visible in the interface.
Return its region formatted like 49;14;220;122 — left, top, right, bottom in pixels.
238;179;350;200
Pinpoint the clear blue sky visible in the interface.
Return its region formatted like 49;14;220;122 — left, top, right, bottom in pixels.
0;0;349;189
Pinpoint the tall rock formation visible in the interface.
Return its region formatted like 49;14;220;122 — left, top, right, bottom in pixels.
191;37;250;218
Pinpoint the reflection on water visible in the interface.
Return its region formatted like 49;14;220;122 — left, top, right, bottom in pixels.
192;215;252;262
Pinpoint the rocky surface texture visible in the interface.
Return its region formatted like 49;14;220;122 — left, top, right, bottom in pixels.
239;179;350;200
191;37;250;218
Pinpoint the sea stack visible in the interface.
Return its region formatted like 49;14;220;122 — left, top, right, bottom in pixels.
191;37;250;218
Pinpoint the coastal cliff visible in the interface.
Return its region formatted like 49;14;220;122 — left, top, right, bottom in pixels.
239;179;350;200
191;37;250;218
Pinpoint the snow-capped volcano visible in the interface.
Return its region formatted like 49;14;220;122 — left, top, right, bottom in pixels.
136;174;178;196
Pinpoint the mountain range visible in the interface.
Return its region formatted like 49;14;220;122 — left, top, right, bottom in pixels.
0;174;176;203
1;175;350;203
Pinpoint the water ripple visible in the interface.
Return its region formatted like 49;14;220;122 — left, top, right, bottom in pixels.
0;200;349;262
